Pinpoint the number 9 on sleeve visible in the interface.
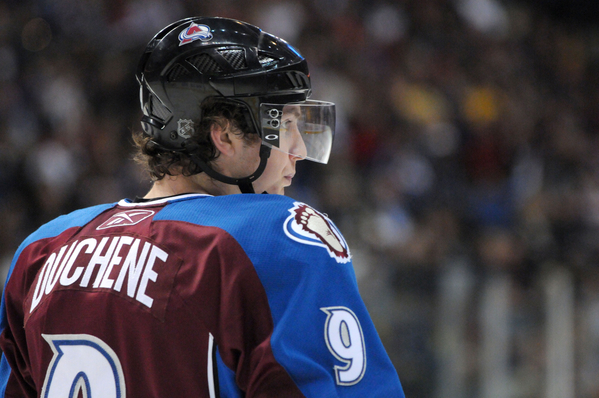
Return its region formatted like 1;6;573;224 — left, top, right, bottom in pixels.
321;306;366;386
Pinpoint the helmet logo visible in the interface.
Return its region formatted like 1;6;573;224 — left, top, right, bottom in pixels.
179;22;213;46
177;119;195;138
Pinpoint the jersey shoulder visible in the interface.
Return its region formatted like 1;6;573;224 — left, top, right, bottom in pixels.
155;194;351;265
23;203;117;247
9;203;117;273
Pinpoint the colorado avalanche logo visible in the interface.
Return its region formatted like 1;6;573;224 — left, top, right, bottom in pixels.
178;22;213;46
284;202;351;264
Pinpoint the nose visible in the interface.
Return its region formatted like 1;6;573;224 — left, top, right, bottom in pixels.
289;127;308;160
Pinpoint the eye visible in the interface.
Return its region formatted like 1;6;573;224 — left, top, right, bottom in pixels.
281;119;293;130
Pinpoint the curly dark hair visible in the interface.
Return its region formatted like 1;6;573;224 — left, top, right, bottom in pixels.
133;98;260;180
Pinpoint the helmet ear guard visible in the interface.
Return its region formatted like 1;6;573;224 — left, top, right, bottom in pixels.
136;17;334;193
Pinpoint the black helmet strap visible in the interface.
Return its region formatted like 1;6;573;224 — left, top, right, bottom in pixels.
188;144;271;194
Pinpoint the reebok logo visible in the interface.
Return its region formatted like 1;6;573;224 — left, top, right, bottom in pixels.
97;210;155;230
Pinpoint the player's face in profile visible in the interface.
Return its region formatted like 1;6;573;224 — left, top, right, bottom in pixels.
254;105;307;195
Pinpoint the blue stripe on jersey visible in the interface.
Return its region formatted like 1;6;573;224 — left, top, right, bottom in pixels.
0;203;115;397
216;348;242;398
0;355;10;397
155;194;404;397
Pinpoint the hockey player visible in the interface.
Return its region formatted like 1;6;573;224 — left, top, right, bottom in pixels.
0;17;405;397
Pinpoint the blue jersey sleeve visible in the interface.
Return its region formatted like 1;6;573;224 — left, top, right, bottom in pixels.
158;195;404;397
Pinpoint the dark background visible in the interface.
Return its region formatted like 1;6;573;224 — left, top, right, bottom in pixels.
1;0;599;396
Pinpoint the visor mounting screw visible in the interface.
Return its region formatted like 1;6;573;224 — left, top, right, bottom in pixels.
170;131;178;140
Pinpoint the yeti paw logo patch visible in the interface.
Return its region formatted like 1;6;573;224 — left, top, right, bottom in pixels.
284;203;351;263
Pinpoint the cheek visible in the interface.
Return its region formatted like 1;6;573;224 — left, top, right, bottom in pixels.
267;149;288;170
256;150;292;194
259;150;286;182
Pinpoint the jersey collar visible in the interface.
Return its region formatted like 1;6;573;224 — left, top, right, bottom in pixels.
117;193;212;207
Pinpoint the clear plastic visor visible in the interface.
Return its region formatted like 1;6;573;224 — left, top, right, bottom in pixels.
260;100;335;164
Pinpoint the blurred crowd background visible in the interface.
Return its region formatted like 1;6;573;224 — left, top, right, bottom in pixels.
1;0;599;396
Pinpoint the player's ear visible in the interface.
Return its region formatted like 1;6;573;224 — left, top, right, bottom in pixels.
210;121;235;157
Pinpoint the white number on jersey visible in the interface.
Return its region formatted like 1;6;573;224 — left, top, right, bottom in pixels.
41;334;126;398
321;306;366;386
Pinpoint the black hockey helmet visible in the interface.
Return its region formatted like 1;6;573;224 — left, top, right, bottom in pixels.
136;17;335;193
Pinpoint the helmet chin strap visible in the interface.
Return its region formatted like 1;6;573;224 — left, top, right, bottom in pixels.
187;144;271;194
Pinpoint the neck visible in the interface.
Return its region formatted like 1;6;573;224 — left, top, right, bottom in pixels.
144;173;242;199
